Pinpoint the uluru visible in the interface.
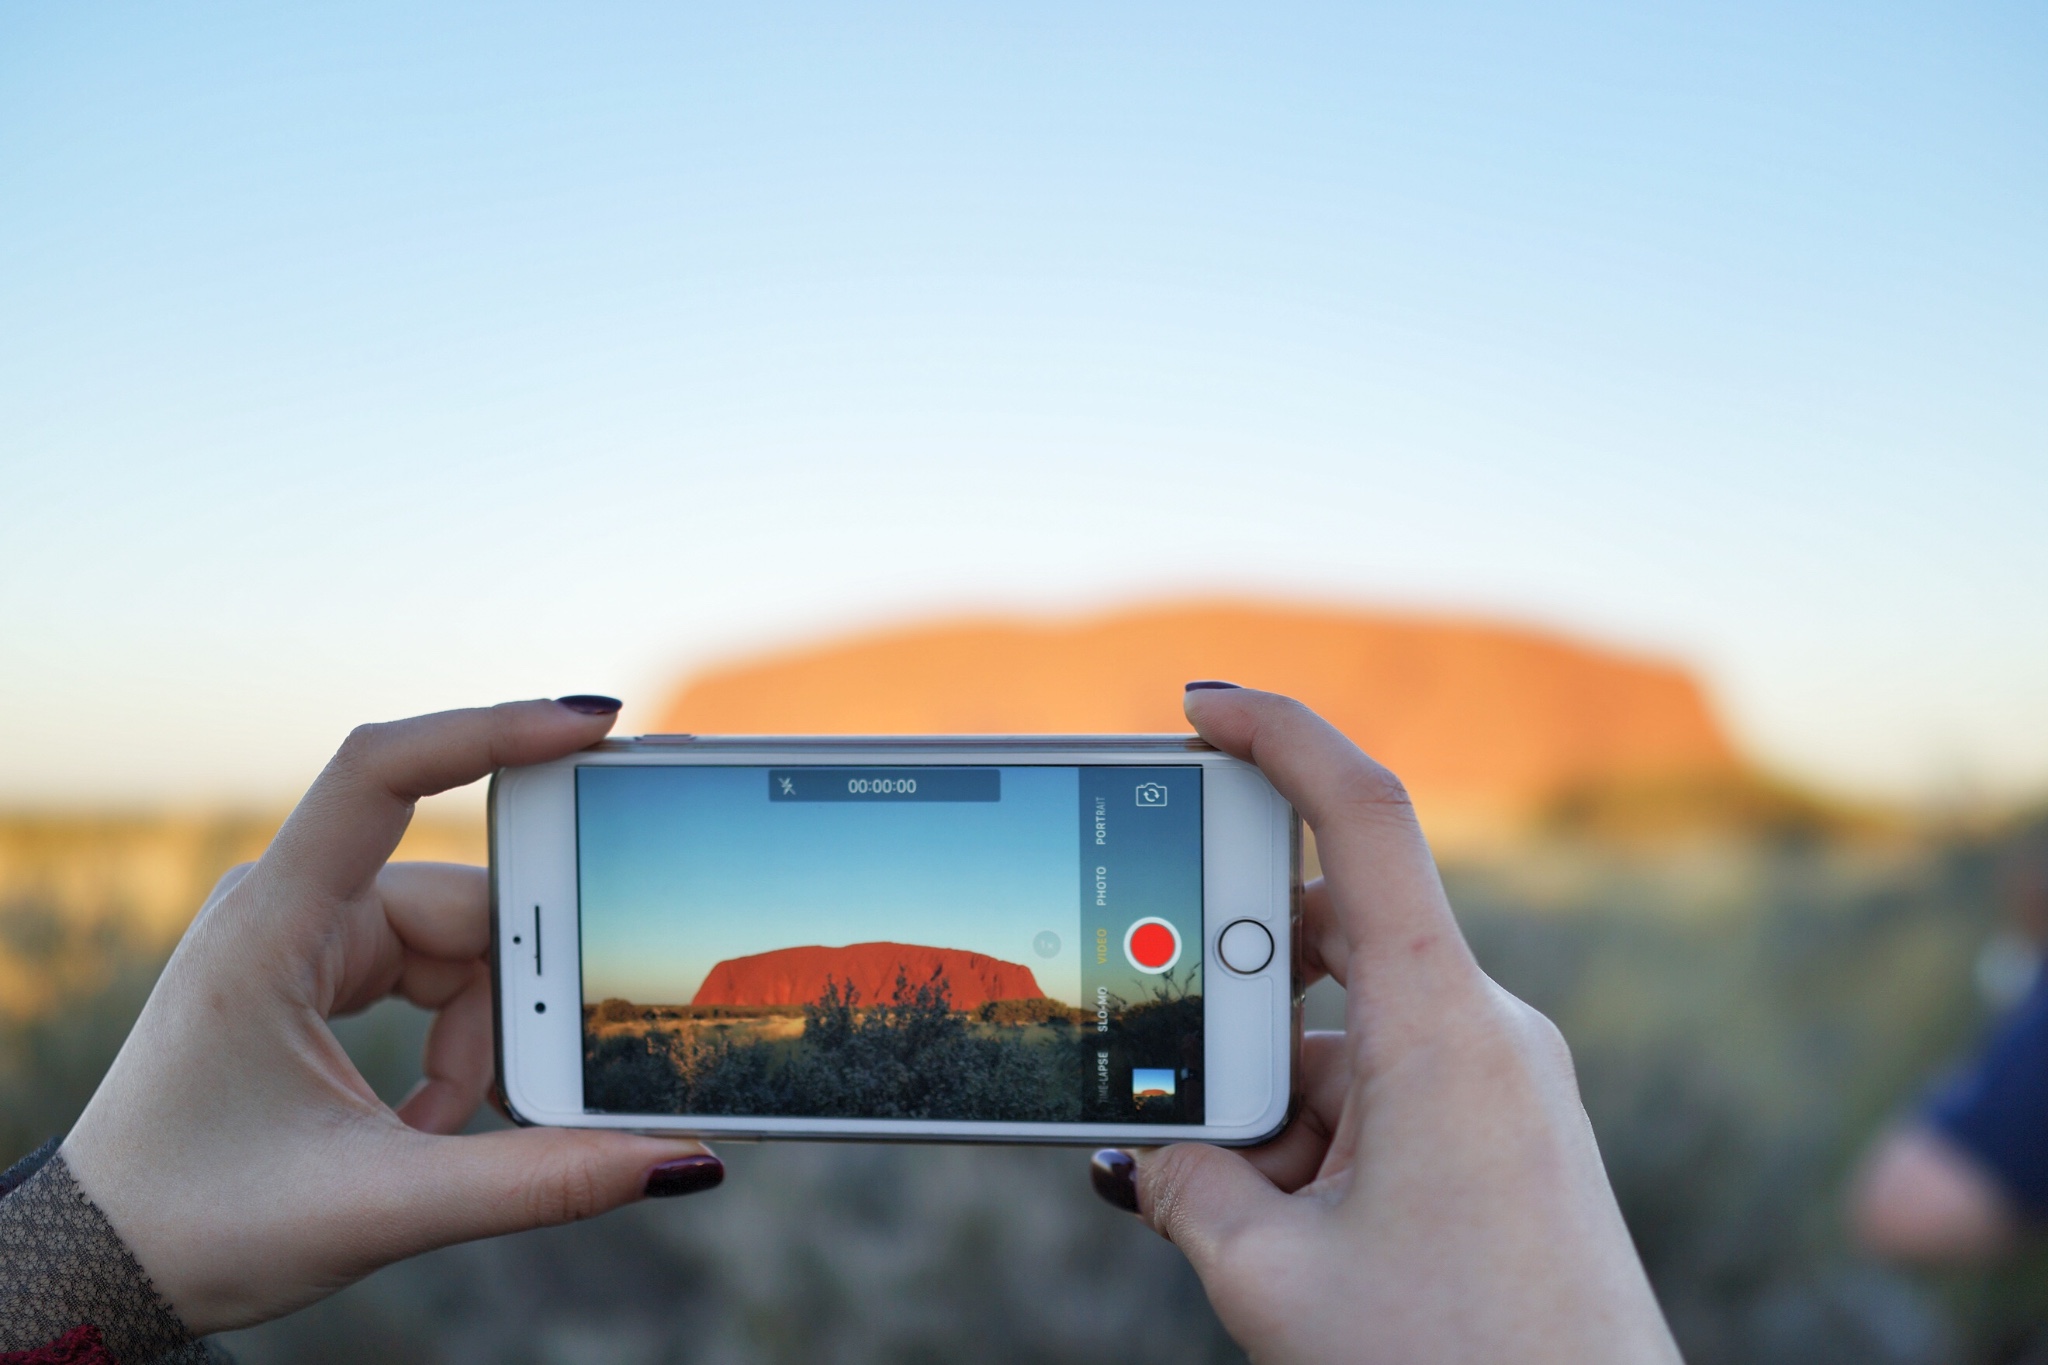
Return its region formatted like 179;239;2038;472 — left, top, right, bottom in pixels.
692;942;1047;1011
656;599;1740;845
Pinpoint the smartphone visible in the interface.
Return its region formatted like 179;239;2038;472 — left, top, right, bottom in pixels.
490;735;1300;1146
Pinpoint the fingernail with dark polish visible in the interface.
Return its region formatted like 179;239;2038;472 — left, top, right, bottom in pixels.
557;695;624;715
1090;1149;1139;1213
1185;680;1242;692
645;1155;724;1198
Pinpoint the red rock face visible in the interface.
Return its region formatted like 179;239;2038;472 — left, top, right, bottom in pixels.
656;599;1741;846
691;942;1047;1011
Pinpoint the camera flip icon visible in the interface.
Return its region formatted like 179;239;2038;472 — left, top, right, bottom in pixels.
1134;781;1169;808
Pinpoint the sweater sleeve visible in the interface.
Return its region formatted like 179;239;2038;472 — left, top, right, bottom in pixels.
0;1144;227;1365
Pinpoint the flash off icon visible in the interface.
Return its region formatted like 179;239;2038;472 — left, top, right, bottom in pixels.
1134;782;1168;807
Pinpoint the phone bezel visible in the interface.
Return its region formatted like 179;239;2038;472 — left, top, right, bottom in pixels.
491;735;1301;1146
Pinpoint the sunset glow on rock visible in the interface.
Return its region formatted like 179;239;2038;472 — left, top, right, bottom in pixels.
690;942;1047;1011
657;600;1740;843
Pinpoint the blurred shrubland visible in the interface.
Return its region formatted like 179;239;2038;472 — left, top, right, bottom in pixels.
1450;827;2048;1364
0;810;484;1166
584;970;1096;1122
8;802;2048;1362
11;734;2048;1362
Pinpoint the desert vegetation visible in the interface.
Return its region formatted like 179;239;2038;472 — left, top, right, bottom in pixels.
584;967;1200;1123
11;810;2048;1362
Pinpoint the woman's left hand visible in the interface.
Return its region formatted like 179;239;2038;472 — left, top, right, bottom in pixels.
60;698;721;1335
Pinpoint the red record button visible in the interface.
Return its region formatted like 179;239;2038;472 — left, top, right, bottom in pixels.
1123;916;1183;974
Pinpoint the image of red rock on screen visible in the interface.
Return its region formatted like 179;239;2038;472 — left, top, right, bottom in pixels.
575;764;1203;1124
582;937;1199;1123
587;940;1070;1121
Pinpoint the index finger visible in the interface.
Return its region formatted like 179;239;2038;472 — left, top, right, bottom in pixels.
266;698;621;903
1183;686;1480;1007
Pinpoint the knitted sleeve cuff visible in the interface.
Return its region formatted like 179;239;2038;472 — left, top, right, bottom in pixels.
0;1145;226;1365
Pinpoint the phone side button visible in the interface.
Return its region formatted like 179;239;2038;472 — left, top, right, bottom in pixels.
1206;975;1273;1127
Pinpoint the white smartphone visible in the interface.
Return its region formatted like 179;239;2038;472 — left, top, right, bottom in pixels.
490;735;1300;1146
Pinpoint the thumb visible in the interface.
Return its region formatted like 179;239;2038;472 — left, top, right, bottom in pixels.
368;1127;720;1256
1121;1143;1299;1279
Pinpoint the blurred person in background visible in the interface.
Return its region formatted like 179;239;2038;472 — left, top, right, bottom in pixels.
0;687;1682;1364
1854;829;2048;1265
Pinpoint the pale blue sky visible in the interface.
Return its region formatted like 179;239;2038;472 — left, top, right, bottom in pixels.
1;2;2043;804
578;765;1081;1006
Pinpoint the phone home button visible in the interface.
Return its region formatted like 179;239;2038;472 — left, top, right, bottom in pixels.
1218;918;1274;975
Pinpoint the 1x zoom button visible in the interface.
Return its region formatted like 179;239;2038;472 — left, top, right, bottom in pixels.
1218;919;1274;974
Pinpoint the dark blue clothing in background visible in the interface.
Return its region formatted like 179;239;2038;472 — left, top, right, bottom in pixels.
1927;969;2048;1219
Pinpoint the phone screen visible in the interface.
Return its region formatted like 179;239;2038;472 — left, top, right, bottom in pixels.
574;764;1204;1125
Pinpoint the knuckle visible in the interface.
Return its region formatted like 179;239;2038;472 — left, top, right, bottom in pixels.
1262;693;1320;728
339;720;387;754
189;860;261;929
485;702;530;767
1512;1000;1578;1079
332;722;392;774
1333;759;1414;816
1140;1146;1274;1275
1140;1144;1212;1239
528;1147;610;1226
207;861;257;900
1455;987;1575;1091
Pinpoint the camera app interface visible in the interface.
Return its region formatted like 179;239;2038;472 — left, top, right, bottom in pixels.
576;765;1204;1125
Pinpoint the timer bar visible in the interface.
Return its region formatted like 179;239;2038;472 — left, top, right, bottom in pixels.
767;767;1001;803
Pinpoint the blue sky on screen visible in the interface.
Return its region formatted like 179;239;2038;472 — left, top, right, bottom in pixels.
1132;1069;1177;1098
578;765;1084;1007
1;2;2043;805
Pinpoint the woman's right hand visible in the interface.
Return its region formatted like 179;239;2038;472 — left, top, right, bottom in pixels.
1091;685;1679;1364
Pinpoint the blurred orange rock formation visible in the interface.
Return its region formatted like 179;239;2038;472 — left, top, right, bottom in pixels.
656;601;1740;846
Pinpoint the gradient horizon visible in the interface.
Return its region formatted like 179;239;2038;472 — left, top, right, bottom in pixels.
577;765;1088;1007
4;3;2043;807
